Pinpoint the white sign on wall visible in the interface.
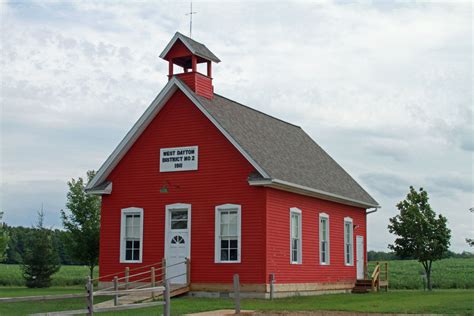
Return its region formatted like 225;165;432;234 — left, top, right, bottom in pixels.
160;146;198;172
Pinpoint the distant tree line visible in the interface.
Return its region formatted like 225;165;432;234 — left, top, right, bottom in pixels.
3;225;79;265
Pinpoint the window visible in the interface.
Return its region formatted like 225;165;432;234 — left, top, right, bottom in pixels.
344;217;354;266
120;208;144;263
319;213;330;265
215;204;241;263
290;208;302;264
170;209;188;230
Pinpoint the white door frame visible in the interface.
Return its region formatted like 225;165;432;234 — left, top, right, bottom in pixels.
356;235;364;280
164;203;191;262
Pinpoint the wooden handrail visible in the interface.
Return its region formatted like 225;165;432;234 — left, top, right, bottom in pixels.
371;262;380;292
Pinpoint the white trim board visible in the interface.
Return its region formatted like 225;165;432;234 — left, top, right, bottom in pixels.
248;178;379;209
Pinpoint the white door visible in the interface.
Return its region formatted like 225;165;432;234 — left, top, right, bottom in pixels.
165;204;191;285
356;235;364;280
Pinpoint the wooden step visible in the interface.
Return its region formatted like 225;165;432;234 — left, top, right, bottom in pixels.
352;287;370;294
171;286;190;297
355;279;372;284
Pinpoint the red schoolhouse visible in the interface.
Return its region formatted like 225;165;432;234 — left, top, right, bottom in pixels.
86;32;379;298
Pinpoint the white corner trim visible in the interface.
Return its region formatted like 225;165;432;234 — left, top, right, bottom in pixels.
120;207;144;264
214;204;242;264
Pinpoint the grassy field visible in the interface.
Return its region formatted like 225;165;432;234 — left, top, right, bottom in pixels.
0;288;472;315
0;264;98;286
372;258;474;289
2;258;473;288
0;287;109;315
0;259;474;289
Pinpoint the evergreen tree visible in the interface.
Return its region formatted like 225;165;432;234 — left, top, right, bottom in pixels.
21;210;61;288
0;212;9;262
388;186;451;290
61;171;101;279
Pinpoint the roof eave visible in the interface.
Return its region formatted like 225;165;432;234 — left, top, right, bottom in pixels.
249;178;380;209
85;182;112;196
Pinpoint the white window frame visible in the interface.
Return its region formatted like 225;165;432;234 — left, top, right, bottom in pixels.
215;204;241;263
344;217;354;266
290;207;302;264
120;207;144;263
319;212;330;265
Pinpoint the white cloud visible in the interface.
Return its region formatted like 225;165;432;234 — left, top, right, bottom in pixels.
1;1;472;251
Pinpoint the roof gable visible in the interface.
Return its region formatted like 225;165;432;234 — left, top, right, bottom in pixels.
159;32;220;63
85;78;266;191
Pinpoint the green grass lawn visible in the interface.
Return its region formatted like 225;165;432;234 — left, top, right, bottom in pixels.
0;264;98;286
0;288;472;315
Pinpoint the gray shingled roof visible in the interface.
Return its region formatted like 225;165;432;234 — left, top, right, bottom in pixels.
160;32;220;63
196;93;378;206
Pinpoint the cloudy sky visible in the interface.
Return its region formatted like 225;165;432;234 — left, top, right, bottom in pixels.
1;1;472;252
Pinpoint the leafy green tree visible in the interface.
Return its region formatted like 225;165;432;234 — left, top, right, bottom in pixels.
388;186;451;291
21;210;61;288
466;208;474;247
61;171;101;279
0;212;9;261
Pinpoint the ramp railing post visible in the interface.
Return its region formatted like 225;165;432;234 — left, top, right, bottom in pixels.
124;267;130;290
163;280;171;316
162;258;167;283
113;276;119;306
233;274;240;314
186;257;191;286
151;267;156;300
86;276;94;316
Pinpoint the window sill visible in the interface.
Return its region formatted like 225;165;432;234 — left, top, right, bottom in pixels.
215;260;241;264
320;262;330;266
120;260;143;264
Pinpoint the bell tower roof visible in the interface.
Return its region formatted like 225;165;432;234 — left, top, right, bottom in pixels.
159;32;220;64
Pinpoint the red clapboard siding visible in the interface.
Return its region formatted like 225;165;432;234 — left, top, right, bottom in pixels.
164;39;192;59
176;72;214;99
99;90;266;284
265;188;366;284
